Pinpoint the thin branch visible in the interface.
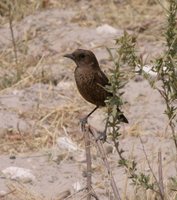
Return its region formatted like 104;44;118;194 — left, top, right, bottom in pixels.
83;124;92;200
140;137;164;200
89;126;122;200
80;190;99;200
158;149;165;198
8;5;18;64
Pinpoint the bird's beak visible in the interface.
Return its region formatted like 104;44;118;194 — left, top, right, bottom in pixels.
63;53;75;60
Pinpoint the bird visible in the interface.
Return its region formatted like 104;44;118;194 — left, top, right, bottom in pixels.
64;49;128;135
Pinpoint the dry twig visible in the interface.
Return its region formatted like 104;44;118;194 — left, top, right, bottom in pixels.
83;124;92;200
140;137;165;200
89;126;122;200
8;5;18;64
158;149;165;198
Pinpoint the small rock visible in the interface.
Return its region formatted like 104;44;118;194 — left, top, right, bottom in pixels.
2;166;35;183
135;65;157;77
57;137;79;152
72;181;83;192
96;24;117;35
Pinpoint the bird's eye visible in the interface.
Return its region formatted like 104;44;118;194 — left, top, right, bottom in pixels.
79;53;85;59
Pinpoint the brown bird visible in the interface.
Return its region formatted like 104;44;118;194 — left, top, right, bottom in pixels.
64;49;128;131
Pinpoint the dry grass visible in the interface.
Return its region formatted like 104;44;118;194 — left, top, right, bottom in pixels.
2;183;45;200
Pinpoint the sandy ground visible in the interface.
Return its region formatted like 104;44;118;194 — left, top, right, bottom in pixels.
0;1;176;200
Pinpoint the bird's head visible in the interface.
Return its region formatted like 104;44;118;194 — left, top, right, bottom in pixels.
64;49;99;68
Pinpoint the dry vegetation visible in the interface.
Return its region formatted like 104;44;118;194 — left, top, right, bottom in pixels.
0;0;177;200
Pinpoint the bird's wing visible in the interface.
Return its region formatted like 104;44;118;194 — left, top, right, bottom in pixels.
88;69;110;106
94;70;109;87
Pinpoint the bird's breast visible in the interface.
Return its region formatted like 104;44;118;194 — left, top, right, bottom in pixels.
74;67;107;106
74;68;95;94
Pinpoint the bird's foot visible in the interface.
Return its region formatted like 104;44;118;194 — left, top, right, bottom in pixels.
96;131;107;142
80;117;88;131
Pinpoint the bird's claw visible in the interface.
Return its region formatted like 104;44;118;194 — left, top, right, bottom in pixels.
96;131;107;142
80;117;88;131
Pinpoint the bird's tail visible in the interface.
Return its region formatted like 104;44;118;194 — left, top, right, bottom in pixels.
117;108;128;123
